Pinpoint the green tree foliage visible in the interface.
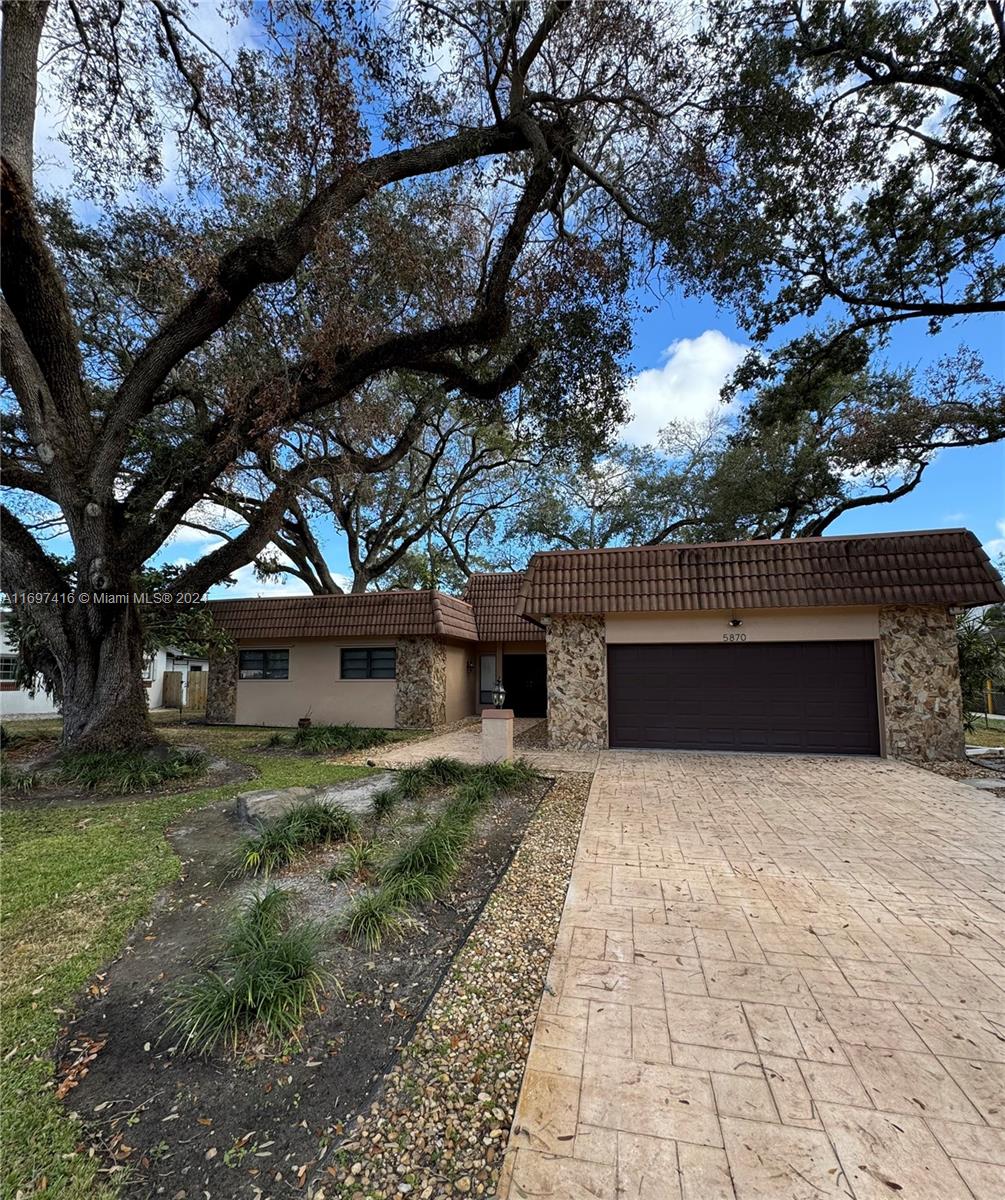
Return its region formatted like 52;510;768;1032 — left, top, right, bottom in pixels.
957;606;1005;728
706;333;1005;538
661;0;1005;340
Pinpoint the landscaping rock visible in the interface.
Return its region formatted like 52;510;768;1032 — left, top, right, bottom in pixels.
236;772;395;824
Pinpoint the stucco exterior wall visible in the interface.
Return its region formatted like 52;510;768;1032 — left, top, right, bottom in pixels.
395;636;447;729
605;607;880;643
879;605;964;761
547;616;608;749
233;639;396;727
444;642;475;724
206;648;238;725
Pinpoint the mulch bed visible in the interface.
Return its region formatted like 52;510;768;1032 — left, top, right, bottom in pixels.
53;774;556;1199
311;772;591;1200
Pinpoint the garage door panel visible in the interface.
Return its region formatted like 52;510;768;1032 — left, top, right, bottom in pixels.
607;641;879;755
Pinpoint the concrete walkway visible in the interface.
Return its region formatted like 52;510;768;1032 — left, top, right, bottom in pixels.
498;751;1005;1200
369;719;601;775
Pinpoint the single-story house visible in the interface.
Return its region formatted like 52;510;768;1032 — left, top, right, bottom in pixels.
205;529;1005;761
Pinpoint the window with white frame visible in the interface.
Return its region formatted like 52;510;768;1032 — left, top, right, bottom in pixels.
0;654;18;683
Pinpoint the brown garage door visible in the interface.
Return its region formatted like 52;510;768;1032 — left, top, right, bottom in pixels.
607;641;880;754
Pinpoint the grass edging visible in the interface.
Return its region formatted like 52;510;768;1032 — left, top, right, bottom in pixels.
314;771;592;1199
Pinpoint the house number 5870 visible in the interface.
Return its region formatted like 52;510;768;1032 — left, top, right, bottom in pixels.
722;632;747;642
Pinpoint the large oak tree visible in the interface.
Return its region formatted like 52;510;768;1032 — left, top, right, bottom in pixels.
0;0;709;750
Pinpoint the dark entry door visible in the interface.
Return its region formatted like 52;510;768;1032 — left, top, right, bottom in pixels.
607;641;879;755
502;654;548;718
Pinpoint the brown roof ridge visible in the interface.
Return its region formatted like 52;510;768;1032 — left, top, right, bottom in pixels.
207;587;465;605
521;527;976;559
430;591;476;638
515;528;1004;617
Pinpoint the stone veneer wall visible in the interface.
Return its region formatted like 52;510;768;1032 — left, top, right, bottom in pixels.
206;648;237;724
547;615;608;750
395;636;447;728
879;605;964;761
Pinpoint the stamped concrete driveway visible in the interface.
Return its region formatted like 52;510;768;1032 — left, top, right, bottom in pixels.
498;752;1005;1200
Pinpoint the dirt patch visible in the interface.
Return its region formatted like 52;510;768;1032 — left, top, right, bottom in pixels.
54;776;549;1199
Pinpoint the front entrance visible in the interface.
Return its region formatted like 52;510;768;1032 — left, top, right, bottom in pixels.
502;654;547;718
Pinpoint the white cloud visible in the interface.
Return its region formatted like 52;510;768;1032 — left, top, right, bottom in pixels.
984;519;1005;562
207;555;353;600
209;563;315;600
620;330;747;446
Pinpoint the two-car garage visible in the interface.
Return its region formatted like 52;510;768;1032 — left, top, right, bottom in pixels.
516;531;1003;762
606;640;881;755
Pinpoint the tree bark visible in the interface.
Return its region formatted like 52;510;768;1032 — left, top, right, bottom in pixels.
59;602;156;753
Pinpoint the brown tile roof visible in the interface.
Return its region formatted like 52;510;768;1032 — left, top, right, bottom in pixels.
515;530;1005;617
462;572;543;642
206;590;479;642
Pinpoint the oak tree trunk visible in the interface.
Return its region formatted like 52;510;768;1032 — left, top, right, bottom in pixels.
59;601;156;752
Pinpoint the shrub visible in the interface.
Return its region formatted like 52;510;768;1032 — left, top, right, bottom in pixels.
448;773;495;820
266;731;293;748
326;838;382;884
382;871;440;906
326;854;354;883
371;786;399;819
471;758;542;791
240;801;358;875
421;756;473;785
292;723;392;754
163;887;331;1054
341;890;415;951
390;764;428;801
0;754;40;793
57;747;208;794
382;810;471;891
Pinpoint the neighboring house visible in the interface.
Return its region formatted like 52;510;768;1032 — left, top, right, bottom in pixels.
143;647;210;709
204;529;1005;762
0;611;58;717
0;614;209;718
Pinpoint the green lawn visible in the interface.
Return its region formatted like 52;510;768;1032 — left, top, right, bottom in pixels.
967;723;1005;749
1;720;374;1200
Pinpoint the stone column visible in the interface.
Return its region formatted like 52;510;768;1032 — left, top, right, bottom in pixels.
879;605;964;761
206;647;237;725
395;636;447;728
547;615;608;750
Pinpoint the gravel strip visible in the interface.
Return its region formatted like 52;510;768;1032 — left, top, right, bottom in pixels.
917;757;1005;782
512;720;548;750
310;772;592;1200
